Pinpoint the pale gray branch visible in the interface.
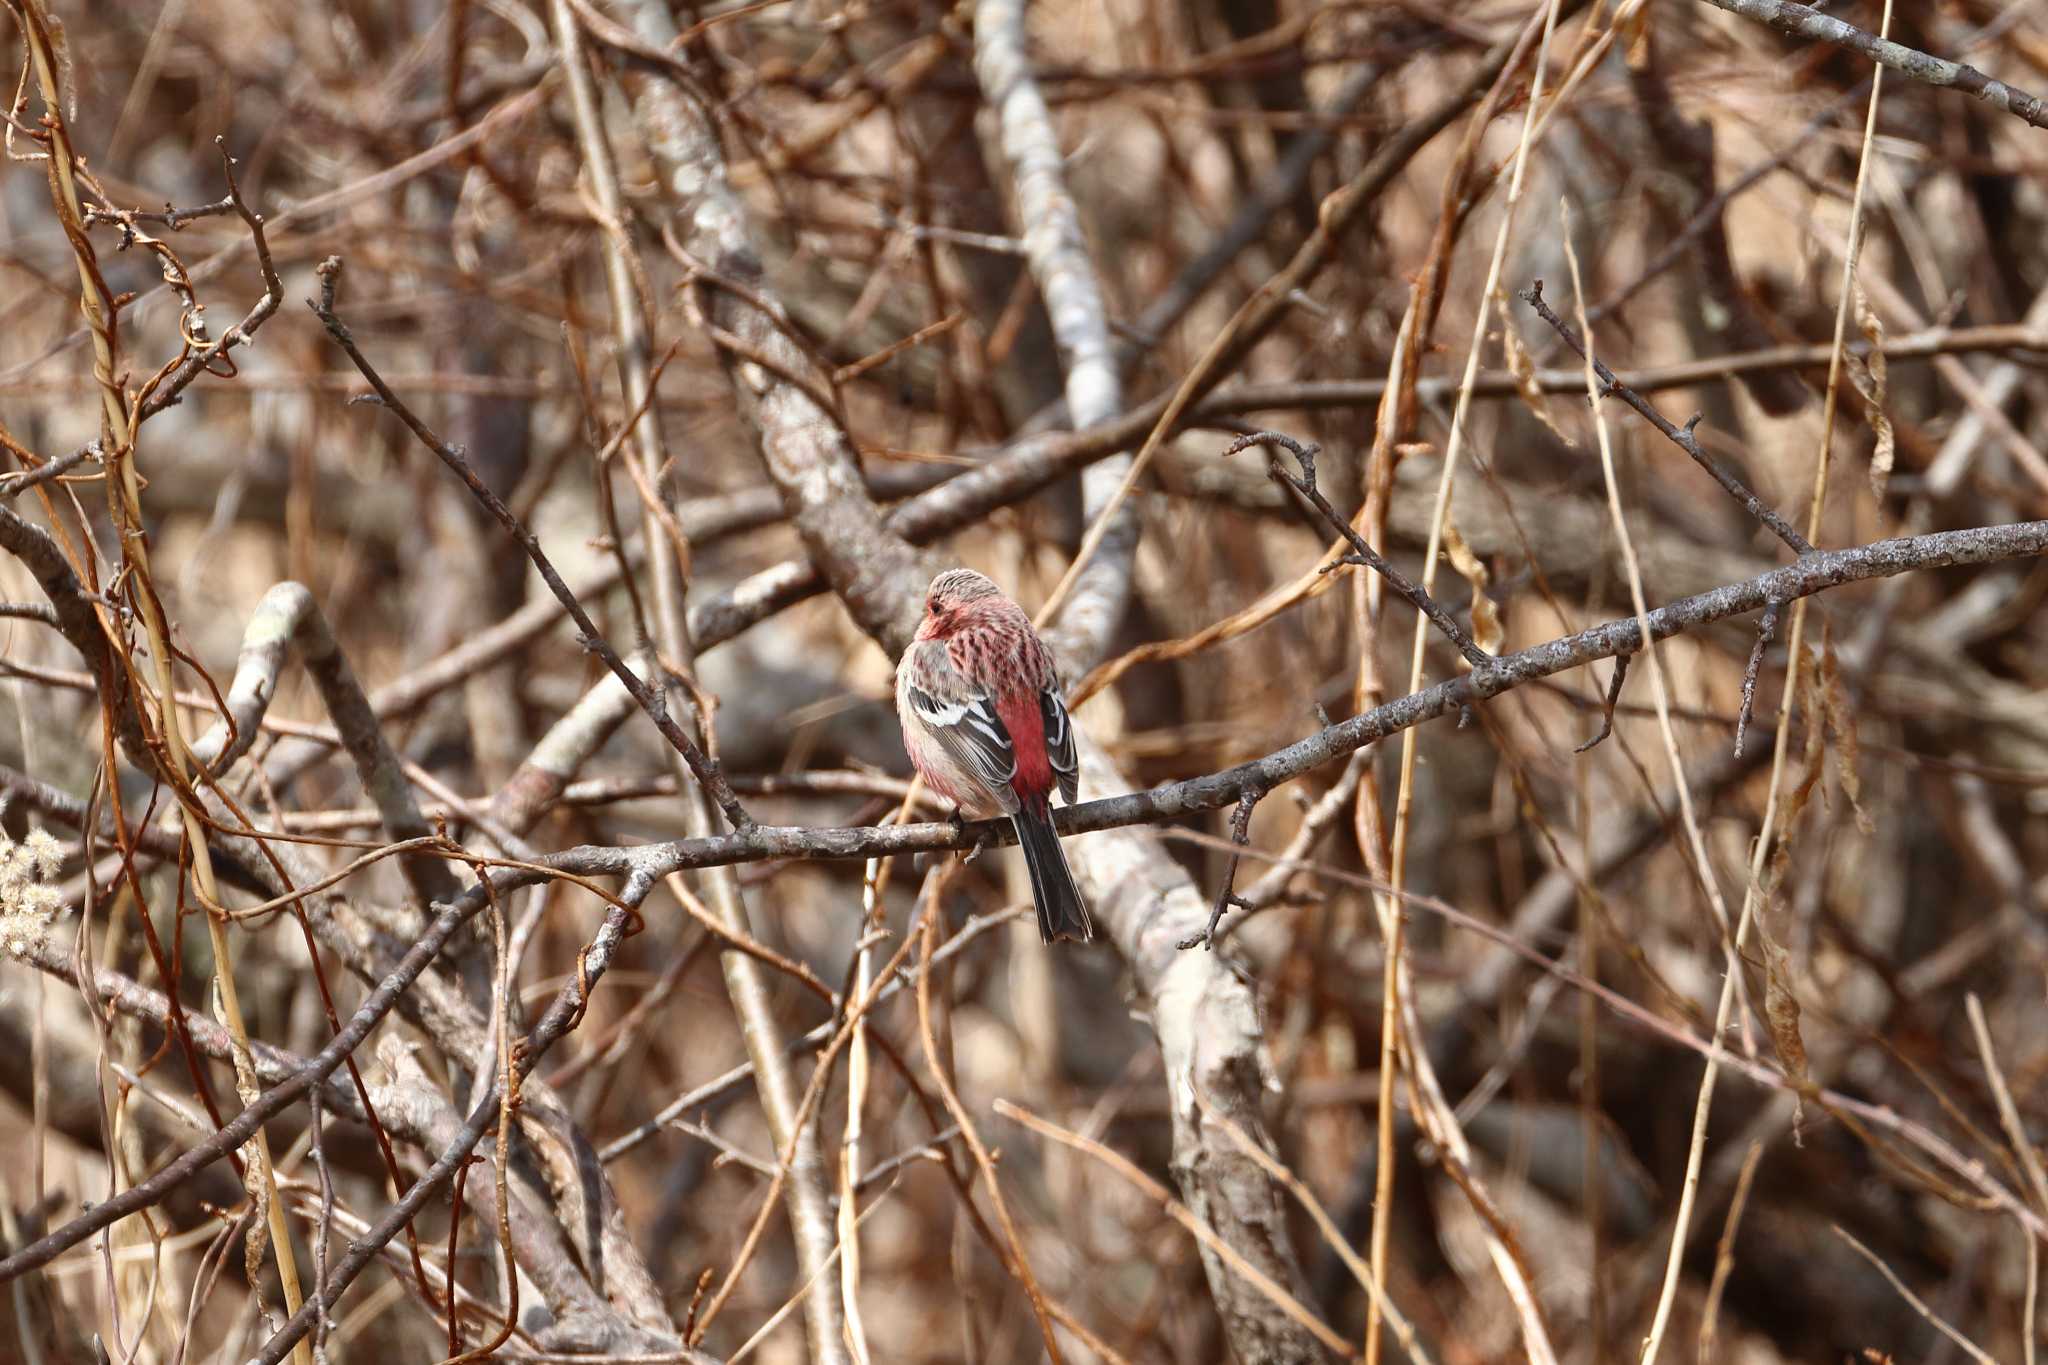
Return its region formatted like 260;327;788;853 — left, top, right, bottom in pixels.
191;580;463;909
974;0;1133;669
1700;0;2048;128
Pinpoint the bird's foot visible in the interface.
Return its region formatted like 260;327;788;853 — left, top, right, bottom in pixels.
954;810;995;863
947;808;993;864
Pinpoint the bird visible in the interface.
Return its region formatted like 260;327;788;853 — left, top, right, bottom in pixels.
895;568;1095;944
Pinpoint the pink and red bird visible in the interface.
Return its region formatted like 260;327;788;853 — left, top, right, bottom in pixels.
896;569;1094;944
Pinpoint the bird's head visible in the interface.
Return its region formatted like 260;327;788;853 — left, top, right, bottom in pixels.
918;568;1003;640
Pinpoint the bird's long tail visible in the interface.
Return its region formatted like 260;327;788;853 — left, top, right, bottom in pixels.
1013;799;1094;944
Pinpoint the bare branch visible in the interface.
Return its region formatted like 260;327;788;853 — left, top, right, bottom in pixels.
190;581;463;908
1700;0;2048;129
1227;430;1491;667
975;0;1133;668
499;520;2048;877
1521;281;1814;555
307;260;757;835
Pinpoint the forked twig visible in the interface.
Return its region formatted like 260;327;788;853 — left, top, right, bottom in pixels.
1225;430;1492;669
1179;783;1264;951
249;895;656;1365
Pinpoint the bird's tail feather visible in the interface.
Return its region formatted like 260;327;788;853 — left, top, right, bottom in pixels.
1013;802;1093;944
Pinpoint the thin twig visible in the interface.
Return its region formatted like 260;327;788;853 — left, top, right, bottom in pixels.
1225;431;1489;667
248;892;662;1365
1734;600;1781;757
1696;1141;1763;1365
1574;655;1630;754
130;138;284;422
996;1098;1356;1358
1031;10;1564;631
1195;1091;1433;1364
1374;6;1569;1352
1178;784;1264;951
306;259;755;835
0;443;98;502
687;319;2048;653
1833;1225;1998;1364
915;883;1068;1361
0;884;490;1281
1521;281;1814;556
88;520;2028;885
1641;20;1896;1354
1966;994;2048;1365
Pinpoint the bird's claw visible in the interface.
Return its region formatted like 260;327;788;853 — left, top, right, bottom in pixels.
946;808;991;865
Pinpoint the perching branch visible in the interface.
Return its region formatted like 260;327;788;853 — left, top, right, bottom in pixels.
8;5;2047;1357
488;519;2048;880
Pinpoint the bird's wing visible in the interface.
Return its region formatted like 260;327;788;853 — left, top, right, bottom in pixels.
1041;689;1079;806
903;677;1020;812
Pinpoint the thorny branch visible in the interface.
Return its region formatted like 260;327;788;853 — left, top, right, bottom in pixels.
1521;281;1815;555
1225;430;1491;667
